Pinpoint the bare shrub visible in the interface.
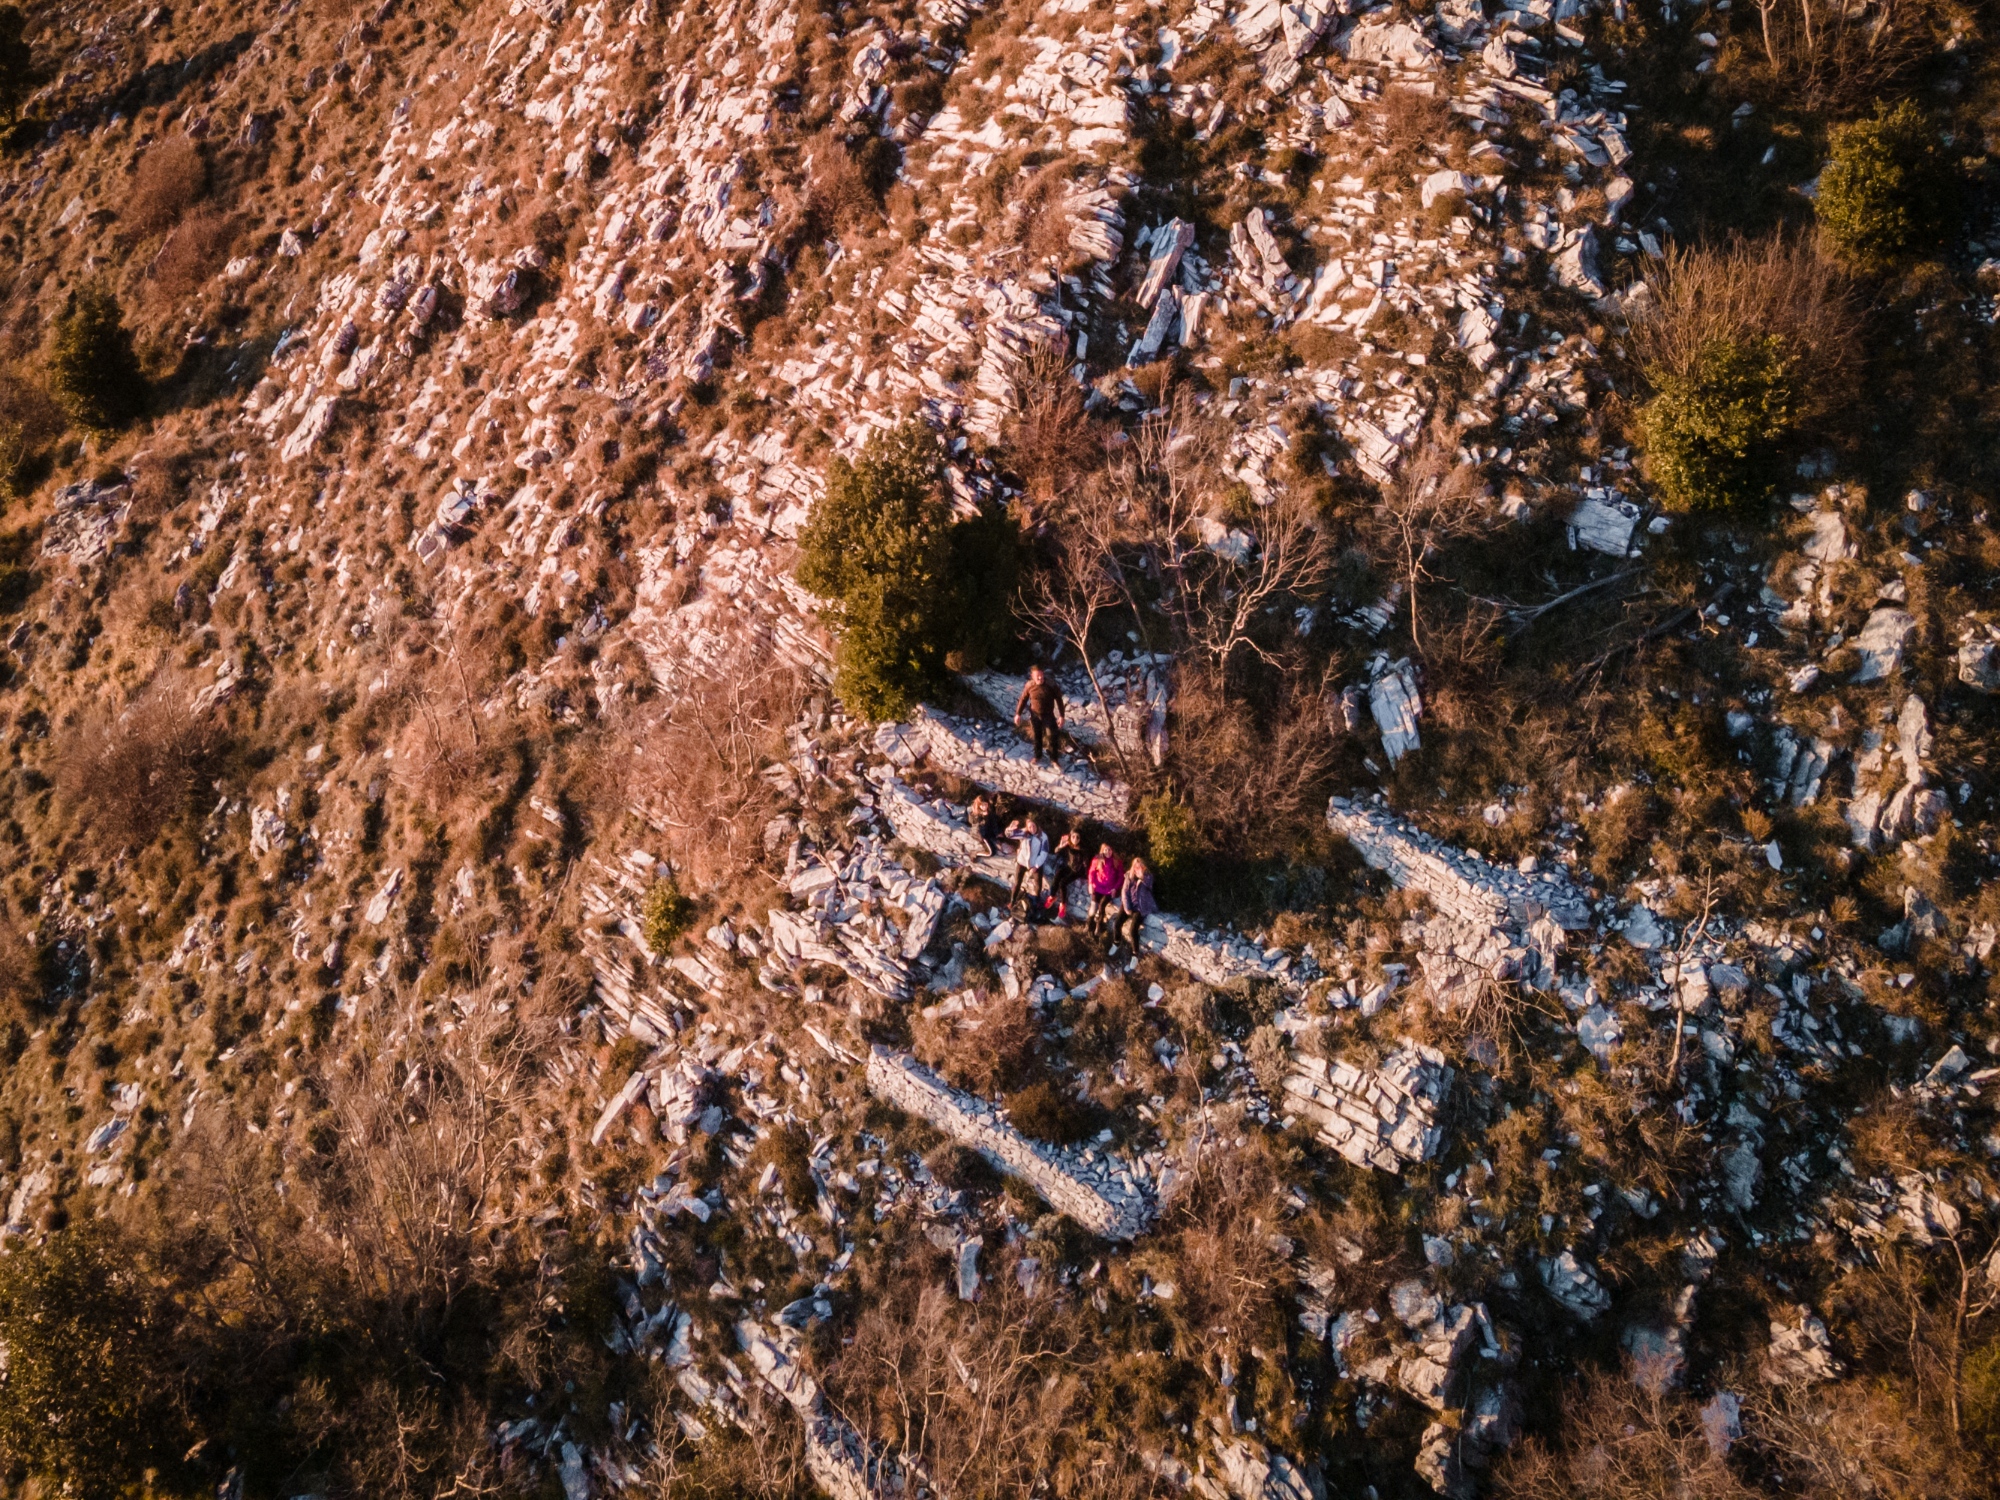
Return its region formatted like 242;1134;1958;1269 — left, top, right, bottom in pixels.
57;676;227;850
1369;435;1490;656
126;134;207;238
821;1249;1164;1500
147;211;238;303
615;653;808;888
1746;0;1949;111
1492;1369;1756;1500
0;362;62;495
1005;341;1100;503
1628;232;1860;420
807;128;896;232
911;990;1039;1095
1009;162;1082;267
1163;666;1339;862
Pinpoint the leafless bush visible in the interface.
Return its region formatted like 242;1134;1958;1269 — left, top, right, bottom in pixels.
57;675;228;850
1370;436;1491;656
127;134;207;238
148;211;238;303
1008;162;1083;267
1005;342;1100;503
822;1251;1164;1500
1746;0;1948;111
1492;1369;1755;1500
615;653;808;887
1166;666;1340;860
910;990;1039;1094
1628;233;1860;413
0;362;63;493
807;128;893;232
1107;391;1332;675
307;985;562;1327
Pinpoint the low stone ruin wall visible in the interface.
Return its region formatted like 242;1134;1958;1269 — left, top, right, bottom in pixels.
898;708;1132;827
865;1047;1156;1240
1327;796;1591;930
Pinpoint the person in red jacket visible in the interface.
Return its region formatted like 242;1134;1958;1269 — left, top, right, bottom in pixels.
1086;844;1125;936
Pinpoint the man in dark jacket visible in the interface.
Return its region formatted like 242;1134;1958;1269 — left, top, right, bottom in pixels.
1013;664;1068;763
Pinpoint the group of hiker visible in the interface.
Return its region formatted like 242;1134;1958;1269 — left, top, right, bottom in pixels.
965;788;1157;950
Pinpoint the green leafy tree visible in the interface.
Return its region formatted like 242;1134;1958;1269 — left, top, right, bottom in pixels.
1816;100;1957;272
0;1223;195;1500
1639;336;1797;512
798;421;1017;720
46;287;146;434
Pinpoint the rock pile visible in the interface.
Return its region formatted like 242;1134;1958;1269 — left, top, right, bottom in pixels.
1280;1043;1453;1173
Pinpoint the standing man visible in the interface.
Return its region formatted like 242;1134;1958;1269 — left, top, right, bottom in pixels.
1013;664;1068;763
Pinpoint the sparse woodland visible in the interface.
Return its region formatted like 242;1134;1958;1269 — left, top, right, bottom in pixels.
0;0;1991;1497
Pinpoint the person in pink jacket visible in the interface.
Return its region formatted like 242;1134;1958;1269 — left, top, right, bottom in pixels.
1086;844;1125;937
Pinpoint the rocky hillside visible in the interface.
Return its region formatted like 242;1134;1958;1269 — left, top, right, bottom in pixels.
0;0;1996;1496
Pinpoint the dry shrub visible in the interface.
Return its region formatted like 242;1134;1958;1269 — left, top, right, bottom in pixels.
1742;0;1950;112
1009;162;1081;267
617;653;808;888
1492;1369;1755;1500
821;1249;1163;1500
807;127;897;232
1738;1374;1976;1500
1146;1137;1290;1367
1166;668;1339;863
0;361;62;495
911;990;1039;1095
57;675;227;850
148;211;238;303
127;134;207;238
1006;342;1099;502
1629;233;1859;420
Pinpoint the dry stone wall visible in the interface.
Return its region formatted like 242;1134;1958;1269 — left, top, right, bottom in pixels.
865;1047;1156;1240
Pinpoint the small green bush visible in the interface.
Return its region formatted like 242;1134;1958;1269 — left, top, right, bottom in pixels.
797;421;1018;719
1140;794;1204;884
1639;335;1797;512
1816;100;1957;272
46;288;145;434
642;876;696;954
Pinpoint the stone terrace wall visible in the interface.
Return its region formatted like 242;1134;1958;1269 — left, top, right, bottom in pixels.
901;708;1133;826
1328;796;1592;930
1282;1044;1453;1173
865;1047;1156;1240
